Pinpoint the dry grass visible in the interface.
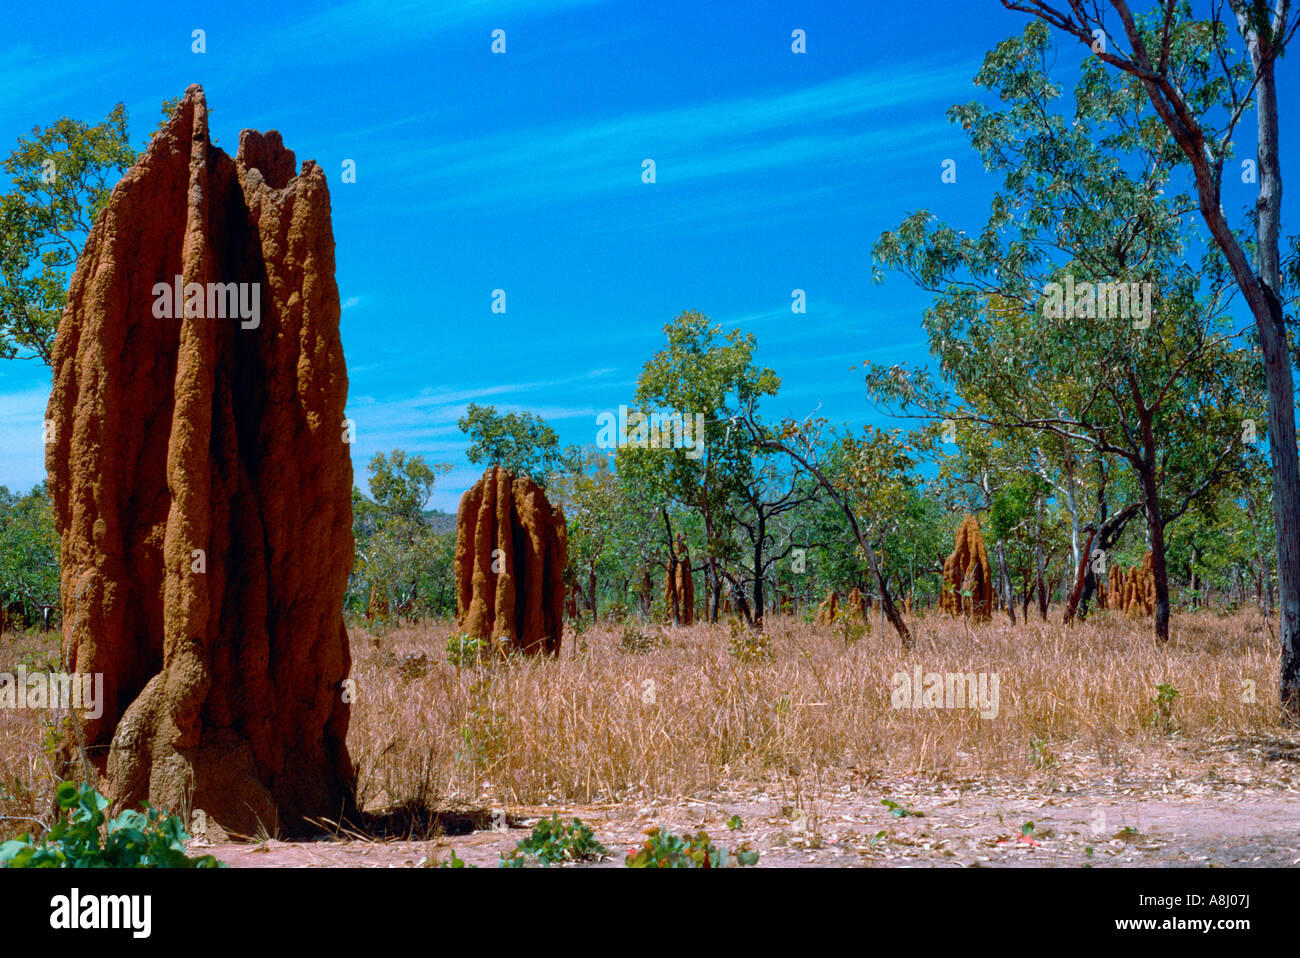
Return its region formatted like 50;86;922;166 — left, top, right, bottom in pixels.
347;606;1284;812
0;630;65;839
0;605;1286;840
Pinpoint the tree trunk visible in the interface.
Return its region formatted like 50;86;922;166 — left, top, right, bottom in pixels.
661;508;680;627
996;540;1016;625
1138;465;1171;642
1063;528;1096;625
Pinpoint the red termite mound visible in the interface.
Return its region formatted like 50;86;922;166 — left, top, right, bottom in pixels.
816;590;839;626
939;515;994;621
663;534;695;625
46;85;355;838
455;466;568;655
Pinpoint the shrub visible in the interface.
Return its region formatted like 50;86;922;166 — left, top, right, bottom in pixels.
446;631;489;666
0;781;222;868
625;826;758;868
1147;683;1181;732
499;814;608;867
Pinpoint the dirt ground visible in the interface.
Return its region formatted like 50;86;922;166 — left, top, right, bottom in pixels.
203;734;1300;868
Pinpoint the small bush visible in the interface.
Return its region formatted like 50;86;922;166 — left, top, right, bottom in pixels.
1147;683;1181;732
625;826;758;868
438;848;476;868
446;631;489;667
0;781;222;868
499;814;608;867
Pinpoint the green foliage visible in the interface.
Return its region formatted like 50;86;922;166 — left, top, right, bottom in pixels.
0;781;222;868
458;403;563;485
438;848;476;868
618;310;779;584
0;483;59;620
865;18;1258;633
446;631;489;667
499;814;608;867
455;678;511;774
834;615;866;646
625;825;758;868
0;105;136;364
1029;736;1058;770
1148;683;1181;732
352;451;455;622
617;625;662;654
881;799;923;819
366;450;447;520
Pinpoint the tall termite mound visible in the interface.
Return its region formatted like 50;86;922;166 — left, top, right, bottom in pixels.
1123;552;1155;616
663;534;694;624
46;85;355;838
816;590;839;626
455;466;568;654
940;515;994;621
1105;564;1124;610
846;587;867;621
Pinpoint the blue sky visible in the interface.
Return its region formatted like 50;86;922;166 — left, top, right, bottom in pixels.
0;0;1294;512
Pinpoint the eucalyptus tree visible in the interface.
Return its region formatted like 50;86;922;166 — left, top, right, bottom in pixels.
737;407;921;647
725;452;823;627
998;0;1300;712
868;23;1255;642
618;310;780;623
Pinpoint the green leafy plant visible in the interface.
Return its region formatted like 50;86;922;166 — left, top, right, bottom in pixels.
625;826;758;868
835;617;866;646
1147;683;1181;732
881;799;923;819
438;848;476;868
0;781;222;868
499;814;607;867
726;815;743;831
456;677;511;773
1029;736;1058;770
446;631;489;667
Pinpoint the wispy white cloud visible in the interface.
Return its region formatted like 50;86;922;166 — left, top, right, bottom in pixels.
373;64;969;212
